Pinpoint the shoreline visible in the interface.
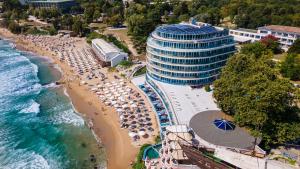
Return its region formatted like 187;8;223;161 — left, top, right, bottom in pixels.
0;29;140;169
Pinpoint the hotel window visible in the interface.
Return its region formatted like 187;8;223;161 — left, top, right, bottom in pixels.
260;31;268;34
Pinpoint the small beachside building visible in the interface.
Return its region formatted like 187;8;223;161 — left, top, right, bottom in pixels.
91;39;128;67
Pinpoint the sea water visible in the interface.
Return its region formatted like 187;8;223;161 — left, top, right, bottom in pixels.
0;40;106;169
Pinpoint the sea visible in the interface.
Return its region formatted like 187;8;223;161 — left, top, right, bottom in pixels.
0;39;106;169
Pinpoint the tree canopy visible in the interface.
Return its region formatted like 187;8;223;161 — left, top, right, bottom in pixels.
213;45;300;148
288;39;300;54
280;54;300;81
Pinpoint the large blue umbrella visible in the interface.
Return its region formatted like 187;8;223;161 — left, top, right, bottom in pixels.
213;119;235;131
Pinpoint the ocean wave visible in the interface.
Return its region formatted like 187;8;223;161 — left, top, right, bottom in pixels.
43;82;59;89
19;100;40;114
31;63;39;74
1;151;51;169
50;108;85;126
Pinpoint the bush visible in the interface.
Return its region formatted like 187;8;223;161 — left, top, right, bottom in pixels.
132;144;151;169
8;21;21;34
118;60;133;67
25;27;49;35
204;85;211;92
133;66;147;77
154;135;161;144
47;26;58;35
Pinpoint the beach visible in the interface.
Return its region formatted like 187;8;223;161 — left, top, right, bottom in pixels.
0;28;157;169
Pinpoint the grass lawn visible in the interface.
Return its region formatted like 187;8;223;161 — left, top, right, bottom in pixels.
273;53;287;61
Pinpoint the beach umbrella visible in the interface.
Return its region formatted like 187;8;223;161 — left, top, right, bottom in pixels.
129;125;137;129
146;122;152;126
129;132;137;137
116;108;123;112
119;97;125;102
131;104;137;108
138;131;146;136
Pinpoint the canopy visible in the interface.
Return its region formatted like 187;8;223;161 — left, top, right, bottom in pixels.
213;119;235;131
129;132;137;137
138;131;146;136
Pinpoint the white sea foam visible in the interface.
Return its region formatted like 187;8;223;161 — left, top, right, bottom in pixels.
51;109;84;126
19;100;40;114
31;63;39;74
53;64;63;75
2;152;51;169
43;82;58;89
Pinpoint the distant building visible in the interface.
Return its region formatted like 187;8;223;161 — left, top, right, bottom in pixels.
91;39;128;67
20;0;77;12
230;25;300;50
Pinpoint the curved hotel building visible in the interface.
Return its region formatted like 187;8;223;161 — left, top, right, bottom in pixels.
146;23;236;86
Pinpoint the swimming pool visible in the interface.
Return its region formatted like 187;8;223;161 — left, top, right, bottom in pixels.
143;144;162;160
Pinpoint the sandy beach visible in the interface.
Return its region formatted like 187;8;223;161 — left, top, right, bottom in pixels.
0;28;157;169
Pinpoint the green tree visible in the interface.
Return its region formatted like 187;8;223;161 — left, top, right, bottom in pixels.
214;52;300;147
288;39;300;54
107;14;122;27
280;54;300;81
72;17;83;36
240;42;270;59
260;35;282;54
61;14;73;30
38;8;48;19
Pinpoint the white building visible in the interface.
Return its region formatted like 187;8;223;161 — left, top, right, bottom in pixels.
230;25;300;51
91;39;128;67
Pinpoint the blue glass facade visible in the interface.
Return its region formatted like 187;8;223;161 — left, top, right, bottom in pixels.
146;23;236;85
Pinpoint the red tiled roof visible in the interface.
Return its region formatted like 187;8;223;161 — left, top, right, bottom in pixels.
262;25;300;34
